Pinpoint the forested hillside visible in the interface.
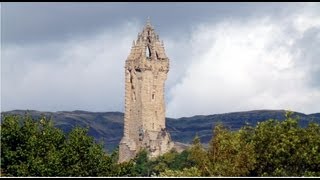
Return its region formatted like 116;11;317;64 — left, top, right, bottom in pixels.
1;111;319;177
2;109;320;151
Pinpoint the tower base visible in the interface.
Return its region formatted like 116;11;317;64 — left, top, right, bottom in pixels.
118;128;174;163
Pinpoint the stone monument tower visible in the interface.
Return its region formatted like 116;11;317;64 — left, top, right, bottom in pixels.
118;18;174;163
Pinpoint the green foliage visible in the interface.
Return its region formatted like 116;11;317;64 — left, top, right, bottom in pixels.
186;111;320;177
103;148;137;177
252;111;320;176
187;135;211;176
60;127;113;176
303;122;320;176
115;148;195;177
1;111;320;177
130;149;151;176
1;115;65;176
149;148;194;176
1;114;113;177
159;167;201;177
207;123;256;176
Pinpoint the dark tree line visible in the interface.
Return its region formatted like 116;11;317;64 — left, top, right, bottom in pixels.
1;111;319;177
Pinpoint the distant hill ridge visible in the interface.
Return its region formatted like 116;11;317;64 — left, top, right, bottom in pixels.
2;109;319;152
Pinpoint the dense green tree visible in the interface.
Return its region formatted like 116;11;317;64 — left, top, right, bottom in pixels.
60;127;113;176
130;149;151;176
112;160;136;177
302;122;320;176
150;148;193;176
1;114;113;177
252;111;320;176
187;134;212;176
159;167;201;177
2;111;320;177
1;115;65;176
121;148;195;177
207;123;256;177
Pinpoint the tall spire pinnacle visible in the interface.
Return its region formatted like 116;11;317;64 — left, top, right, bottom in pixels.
146;16;151;27
119;18;172;163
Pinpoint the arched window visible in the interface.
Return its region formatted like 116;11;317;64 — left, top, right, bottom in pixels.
146;46;151;58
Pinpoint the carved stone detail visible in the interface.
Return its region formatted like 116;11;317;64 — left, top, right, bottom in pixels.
119;19;174;163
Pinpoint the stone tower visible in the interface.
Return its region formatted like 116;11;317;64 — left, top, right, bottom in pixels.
118;19;174;163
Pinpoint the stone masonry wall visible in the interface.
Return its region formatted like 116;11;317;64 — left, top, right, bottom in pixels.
118;20;174;163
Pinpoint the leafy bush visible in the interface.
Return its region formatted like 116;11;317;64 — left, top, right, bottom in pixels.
1;114;113;177
1;111;319;177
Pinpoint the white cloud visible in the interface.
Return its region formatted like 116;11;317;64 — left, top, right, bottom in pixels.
291;3;320;33
2;21;140;112
2;3;320;118
166;7;320;118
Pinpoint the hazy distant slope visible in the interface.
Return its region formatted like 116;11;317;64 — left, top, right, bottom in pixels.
167;110;319;144
1;110;124;151
2;109;319;152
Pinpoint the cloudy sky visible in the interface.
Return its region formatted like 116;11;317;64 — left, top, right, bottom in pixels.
1;2;320;118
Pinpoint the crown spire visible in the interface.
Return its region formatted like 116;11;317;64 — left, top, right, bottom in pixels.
146;16;151;27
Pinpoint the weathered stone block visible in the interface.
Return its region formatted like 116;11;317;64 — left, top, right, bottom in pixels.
119;19;174;163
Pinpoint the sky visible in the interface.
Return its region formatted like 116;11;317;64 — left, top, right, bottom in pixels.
1;2;320;118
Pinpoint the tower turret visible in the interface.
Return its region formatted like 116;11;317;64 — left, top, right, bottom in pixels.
119;18;174;163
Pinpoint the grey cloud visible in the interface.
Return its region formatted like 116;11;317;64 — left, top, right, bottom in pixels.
165;6;320;117
2;2;319;116
2;2;298;46
2;3;130;45
292;27;320;88
1;22;139;112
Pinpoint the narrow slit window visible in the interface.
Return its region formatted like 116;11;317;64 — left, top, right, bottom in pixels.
135;68;141;72
152;93;155;100
146;46;151;58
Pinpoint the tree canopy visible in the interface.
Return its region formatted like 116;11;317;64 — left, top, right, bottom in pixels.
1;111;319;177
